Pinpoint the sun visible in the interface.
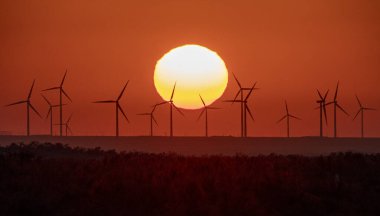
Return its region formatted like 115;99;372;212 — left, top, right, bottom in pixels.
154;44;228;110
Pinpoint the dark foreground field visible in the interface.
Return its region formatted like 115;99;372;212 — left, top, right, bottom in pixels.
1;136;380;155
1;143;380;215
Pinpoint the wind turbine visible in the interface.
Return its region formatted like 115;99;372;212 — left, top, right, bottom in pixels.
137;103;160;136
326;82;349;138
42;70;72;136
157;82;184;137
6;80;42;136
353;95;376;138
225;83;258;137
56;114;73;136
198;94;219;137
41;94;65;136
277;101;301;138
93;81;130;137
316;89;329;137
227;73;257;137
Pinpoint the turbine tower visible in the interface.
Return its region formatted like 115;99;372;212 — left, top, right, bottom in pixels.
277;101;301;138
156;82;184;137
198;94;219;137
93;81;130;137
41;94;65;136
326;82;349;138
225;83;258;137
42;70;72;136
353;95;376;138
316;89;329;137
6;80;41;136
137;103;160;136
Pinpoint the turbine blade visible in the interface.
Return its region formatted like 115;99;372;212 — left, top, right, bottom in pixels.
199;94;206;107
353;109;361;120
336;103;350;116
42;87;60;91
151;104;158;113
29;103;42;118
317;89;323;100
41;94;51;106
62;89;72;102
246;105;254;121
334;81;339;101
6;100;27;106
325;102;334;106
323;90;329;101
323;104;328;124
60;70;67;87
197;109;206;121
93;100;115;103
46;107;51;119
67;125;73;135
289;114;301;120
277;115;287;123
28;80;35;99
66;114;73;123
232;72;241;88
118;105;130;123
355;95;362;108
170;82;176;101
117;80;129;101
152;115;158;126
232;89;241;104
244;83;257;100
173;104;184;116
224;100;244;103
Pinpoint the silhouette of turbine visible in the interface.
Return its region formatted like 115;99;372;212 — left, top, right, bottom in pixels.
225;82;258;137
156;82;184;137
137;103;160;136
42;70;72;137
41;94;66;136
198;94;219;137
316;89;329;137
93;81;130;137
326;82;349;138
353;95;376;138
6;80;42;136
277;101;301;138
55;114;73;136
226;73;258;137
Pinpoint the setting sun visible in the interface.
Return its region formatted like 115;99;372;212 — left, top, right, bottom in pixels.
154;44;228;110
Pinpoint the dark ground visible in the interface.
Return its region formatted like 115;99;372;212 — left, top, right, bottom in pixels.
1;136;380;156
1;142;380;215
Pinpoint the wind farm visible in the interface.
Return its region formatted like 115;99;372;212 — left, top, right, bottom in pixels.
1;1;380;215
42;71;72;137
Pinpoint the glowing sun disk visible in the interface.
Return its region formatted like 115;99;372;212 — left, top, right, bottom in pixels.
154;44;228;109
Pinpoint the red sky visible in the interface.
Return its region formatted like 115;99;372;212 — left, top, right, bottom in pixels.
0;0;379;137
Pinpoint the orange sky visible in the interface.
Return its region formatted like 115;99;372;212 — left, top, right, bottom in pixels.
0;0;379;137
